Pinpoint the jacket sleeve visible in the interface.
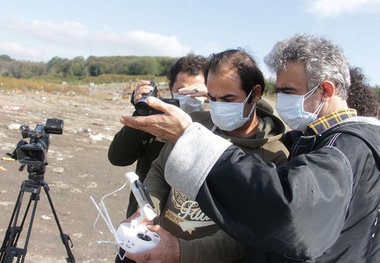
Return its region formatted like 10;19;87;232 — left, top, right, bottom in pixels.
108;112;154;166
143;142;173;215
179;229;249;263
165;123;353;260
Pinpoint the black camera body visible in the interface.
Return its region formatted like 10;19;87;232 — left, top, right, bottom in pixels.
16;119;64;166
133;82;179;116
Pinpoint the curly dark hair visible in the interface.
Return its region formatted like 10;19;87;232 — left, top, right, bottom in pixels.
347;67;379;117
206;49;265;103
167;54;208;90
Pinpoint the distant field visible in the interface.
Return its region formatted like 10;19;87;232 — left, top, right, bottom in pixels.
0;74;168;95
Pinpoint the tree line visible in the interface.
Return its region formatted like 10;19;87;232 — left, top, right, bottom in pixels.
0;55;177;79
1;54;379;106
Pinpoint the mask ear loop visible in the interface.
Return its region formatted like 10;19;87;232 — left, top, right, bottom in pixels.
242;90;256;119
304;84;320;101
302;84;324;116
242;90;253;104
313;101;325;116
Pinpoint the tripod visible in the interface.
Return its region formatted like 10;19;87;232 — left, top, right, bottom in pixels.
0;164;75;263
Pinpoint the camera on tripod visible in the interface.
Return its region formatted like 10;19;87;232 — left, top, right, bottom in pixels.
0;118;75;263
6;118;64;181
15;118;63;166
133;81;179;116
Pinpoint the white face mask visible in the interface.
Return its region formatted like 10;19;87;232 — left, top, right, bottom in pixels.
276;85;325;132
209;90;255;132
172;93;205;114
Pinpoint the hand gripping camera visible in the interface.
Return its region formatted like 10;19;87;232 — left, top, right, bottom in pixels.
133;81;179;116
90;172;160;259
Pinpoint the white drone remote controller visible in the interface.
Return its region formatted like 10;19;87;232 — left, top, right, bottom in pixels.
90;172;160;258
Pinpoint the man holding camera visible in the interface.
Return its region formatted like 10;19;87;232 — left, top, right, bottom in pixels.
109;54;208;263
124;49;289;263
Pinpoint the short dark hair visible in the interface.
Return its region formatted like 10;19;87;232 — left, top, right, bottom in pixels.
168;54;208;90
347;67;378;117
206;49;265;103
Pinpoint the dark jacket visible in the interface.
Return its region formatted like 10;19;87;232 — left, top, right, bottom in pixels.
144;108;289;263
108;111;165;217
194;119;380;262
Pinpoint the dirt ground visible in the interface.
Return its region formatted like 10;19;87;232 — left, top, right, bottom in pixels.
0;83;158;263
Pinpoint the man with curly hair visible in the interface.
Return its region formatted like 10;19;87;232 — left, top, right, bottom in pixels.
348;67;379;117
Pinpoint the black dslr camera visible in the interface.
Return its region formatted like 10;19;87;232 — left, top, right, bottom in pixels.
133;82;179;116
9;119;64;166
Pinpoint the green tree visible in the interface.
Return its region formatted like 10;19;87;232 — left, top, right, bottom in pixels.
373;85;380;104
71;56;87;77
0;55;13;61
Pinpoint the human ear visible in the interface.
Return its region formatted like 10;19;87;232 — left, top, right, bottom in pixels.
321;81;335;99
252;85;262;103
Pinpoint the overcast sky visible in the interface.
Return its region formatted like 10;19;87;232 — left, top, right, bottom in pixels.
0;0;379;85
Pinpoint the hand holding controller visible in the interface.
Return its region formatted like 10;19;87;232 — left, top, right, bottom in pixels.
116;220;160;253
116;172;160;253
90;172;160;259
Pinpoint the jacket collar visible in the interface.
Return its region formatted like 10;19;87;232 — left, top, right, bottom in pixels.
305;109;357;136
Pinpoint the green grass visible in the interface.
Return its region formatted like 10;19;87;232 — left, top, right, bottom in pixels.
0;76;88;95
0;74;169;95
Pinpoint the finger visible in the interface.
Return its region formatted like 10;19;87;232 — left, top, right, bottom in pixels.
125;251;153;262
120;115;165;136
146;97;177;115
146;224;162;233
178;87;196;94
179;84;208;97
136;86;154;94
136;80;151;88
134;86;154;103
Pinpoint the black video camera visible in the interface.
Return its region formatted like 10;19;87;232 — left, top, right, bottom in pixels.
133;82;179;116
10;119;64;166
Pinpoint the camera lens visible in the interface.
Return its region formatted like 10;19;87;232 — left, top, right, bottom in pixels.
135;97;154;116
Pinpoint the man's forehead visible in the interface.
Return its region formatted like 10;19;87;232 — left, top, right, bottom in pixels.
208;67;240;83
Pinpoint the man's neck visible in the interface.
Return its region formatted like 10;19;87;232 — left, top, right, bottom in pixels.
319;96;349;117
225;112;259;137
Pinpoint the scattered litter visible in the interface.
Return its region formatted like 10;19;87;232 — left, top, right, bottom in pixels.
52;167;65;173
71;188;83;194
86;182;98;189
2;105;26;111
0;166;7;171
7;123;20;130
53;181;70;190
41;215;52;220
67;90;77;96
2;157;15;162
82;128;92;134
89;133;103;141
73;233;84;238
92;122;104;126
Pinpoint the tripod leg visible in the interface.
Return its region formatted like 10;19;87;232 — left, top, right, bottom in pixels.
0;180;41;263
42;181;75;263
0;183;25;263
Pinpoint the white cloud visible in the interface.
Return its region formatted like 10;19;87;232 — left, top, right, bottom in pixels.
0;42;47;61
307;0;380;17
0;18;191;61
